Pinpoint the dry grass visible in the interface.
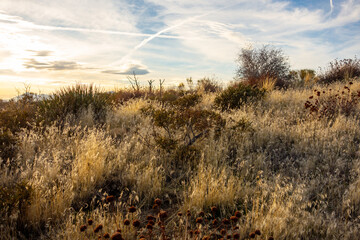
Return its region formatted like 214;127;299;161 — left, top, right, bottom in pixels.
1;78;360;239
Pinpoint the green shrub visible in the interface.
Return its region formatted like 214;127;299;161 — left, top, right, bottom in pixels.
37;84;111;125
319;57;360;84
214;83;266;111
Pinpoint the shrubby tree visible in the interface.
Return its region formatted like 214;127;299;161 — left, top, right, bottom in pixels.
236;45;291;87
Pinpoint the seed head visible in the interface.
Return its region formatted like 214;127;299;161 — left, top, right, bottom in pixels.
94;224;103;233
123;219;130;226
268;237;274;240
255;229;261;235
194;230;200;235
111;232;122;240
128;206;136;213
220;229;226;235
146;215;155;221
212;219;219;226
148;220;155;226
132;220;141;228
222;218;230;225
177;212;183;217
196;217;203;224
249;232;256;238
186;210;191;217
233;233;240;239
234;211;241;218
211;206;218;212
154;198;162;205
198;211;205;217
230;216;238;222
226;234;232;239
80;225;87;232
146;223;153;230
103;233;110;239
159;210;168;219
87;219;93;226
152;204;159;209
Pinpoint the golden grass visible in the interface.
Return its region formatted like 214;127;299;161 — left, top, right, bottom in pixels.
1;78;360;239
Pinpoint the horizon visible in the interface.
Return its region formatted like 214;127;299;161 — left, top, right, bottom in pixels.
1;0;360;99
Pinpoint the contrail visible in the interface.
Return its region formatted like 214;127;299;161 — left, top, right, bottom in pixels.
330;0;334;13
112;3;240;66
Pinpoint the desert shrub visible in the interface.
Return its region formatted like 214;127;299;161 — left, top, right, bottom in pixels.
0;128;17;163
304;82;360;119
214;83;266;111
236;45;291;87
37;84;111;125
172;93;201;109
319;57;360;84
196;77;222;93
0;95;37;133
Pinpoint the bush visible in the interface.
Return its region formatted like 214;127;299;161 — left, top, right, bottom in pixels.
37;84;111;125
214;83;266;111
196;77;222;93
319;57;360;84
236;45;291;87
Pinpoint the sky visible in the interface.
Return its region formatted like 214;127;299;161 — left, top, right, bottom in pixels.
0;0;359;99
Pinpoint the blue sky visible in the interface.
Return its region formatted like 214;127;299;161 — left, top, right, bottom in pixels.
0;0;359;98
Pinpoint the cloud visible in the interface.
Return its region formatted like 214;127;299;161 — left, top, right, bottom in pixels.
23;58;81;71
102;62;150;75
28;50;52;57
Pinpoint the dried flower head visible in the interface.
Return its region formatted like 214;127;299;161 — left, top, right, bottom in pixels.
249;232;256;238
148;220;155;226
268;237;274;240
186;210;191;217
87;219;93;226
123;219;130;226
116;229;121;233
152;204;159;210
128;206;136;213
132;220;141;228
106;195;116;203
230;216;238;222
194;230;200;235
177;212;183;217
226;234;232;239
199;211;205;217
220;229;227;235
233;233;240;239
212;219;219;226
196;217;203;224
154;198;162;205
146;223;153;230
211;206;218;212
103;233;110;239
159;210;168;219
146;215;155;221
234;211;241;218
222;218;230;225
255;229;261;235
80;225;87;232
111;232;122;240
94;224;103;233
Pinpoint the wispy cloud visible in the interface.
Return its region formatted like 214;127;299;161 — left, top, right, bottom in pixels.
24;59;81;71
